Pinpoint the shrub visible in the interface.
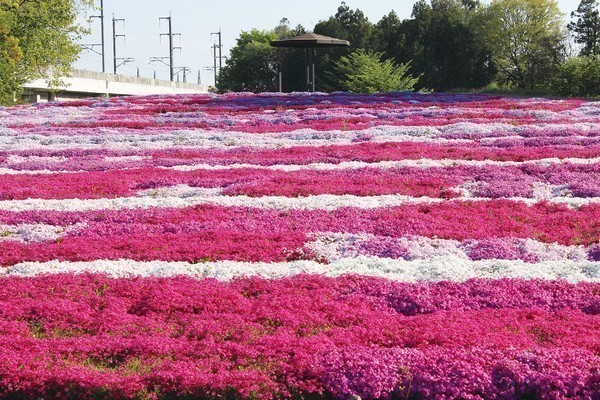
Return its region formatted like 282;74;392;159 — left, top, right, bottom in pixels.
333;49;421;94
550;55;600;97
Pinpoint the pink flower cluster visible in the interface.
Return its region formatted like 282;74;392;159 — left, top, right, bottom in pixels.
1;201;598;265
0;92;598;398
0;275;597;399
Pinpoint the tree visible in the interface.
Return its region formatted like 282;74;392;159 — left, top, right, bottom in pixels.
216;29;279;93
217;20;310;93
551;55;600;96
568;0;600;55
0;0;92;104
313;2;374;91
314;2;373;51
481;0;567;89
372;1;495;92
333;49;420;93
371;11;404;59
404;0;495;91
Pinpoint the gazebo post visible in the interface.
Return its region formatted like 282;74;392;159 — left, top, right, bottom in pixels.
305;48;310;91
278;69;283;92
311;47;316;93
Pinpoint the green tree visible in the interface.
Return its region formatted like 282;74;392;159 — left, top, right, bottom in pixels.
333;49;420;93
371;11;404;58
482;0;567;89
313;2;374;91
315;2;373;51
217;20;310;93
216;29;279;93
0;0;92;104
568;0;600;55
372;0;495;92
551;55;600;96
404;0;495;91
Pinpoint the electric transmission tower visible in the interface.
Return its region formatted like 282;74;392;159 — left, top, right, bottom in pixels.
83;0;106;72
210;28;224;84
150;13;181;81
112;15;134;74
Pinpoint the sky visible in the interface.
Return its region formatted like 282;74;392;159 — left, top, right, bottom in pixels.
74;0;582;86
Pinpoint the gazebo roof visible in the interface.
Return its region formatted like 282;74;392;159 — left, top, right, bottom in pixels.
270;32;350;48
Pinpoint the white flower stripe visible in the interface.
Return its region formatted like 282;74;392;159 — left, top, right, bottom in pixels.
0;188;597;212
5;256;598;283
2;156;600;176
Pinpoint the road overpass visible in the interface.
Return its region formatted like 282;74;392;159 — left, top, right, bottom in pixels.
22;69;210;102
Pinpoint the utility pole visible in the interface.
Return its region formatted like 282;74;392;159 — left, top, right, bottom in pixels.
173;67;190;82
197;70;201;85
83;0;105;72
210;28;223;84
218;28;222;70
112;15;134;74
181;67;191;83
211;29;223;70
158;13;181;81
212;43;218;86
100;0;105;73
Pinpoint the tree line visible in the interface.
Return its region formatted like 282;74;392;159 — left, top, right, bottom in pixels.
0;0;598;103
217;0;600;97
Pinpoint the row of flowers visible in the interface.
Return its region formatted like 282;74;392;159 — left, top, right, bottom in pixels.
9;93;593;134
4;256;598;282
3;125;599;154
1;163;598;200
0;201;598;266
3;225;596;262
3;142;600;172
0;275;598;398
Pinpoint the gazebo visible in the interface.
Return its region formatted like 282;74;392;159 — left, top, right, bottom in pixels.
270;32;350;92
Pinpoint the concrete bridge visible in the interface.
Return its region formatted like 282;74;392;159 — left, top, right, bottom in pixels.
22;69;209;102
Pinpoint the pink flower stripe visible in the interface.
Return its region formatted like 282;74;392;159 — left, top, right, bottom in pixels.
1;162;598;200
0;167;461;200
1;201;597;266
3;142;600;172
0;275;597;399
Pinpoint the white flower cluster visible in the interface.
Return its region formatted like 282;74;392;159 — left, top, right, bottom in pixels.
5;256;598;283
305;233;590;263
0;223;85;243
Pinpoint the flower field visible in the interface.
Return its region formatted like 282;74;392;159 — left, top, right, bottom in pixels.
0;92;599;399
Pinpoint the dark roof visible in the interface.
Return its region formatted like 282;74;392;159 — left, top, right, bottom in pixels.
270;32;350;48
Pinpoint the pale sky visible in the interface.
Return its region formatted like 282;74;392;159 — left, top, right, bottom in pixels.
75;0;582;85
